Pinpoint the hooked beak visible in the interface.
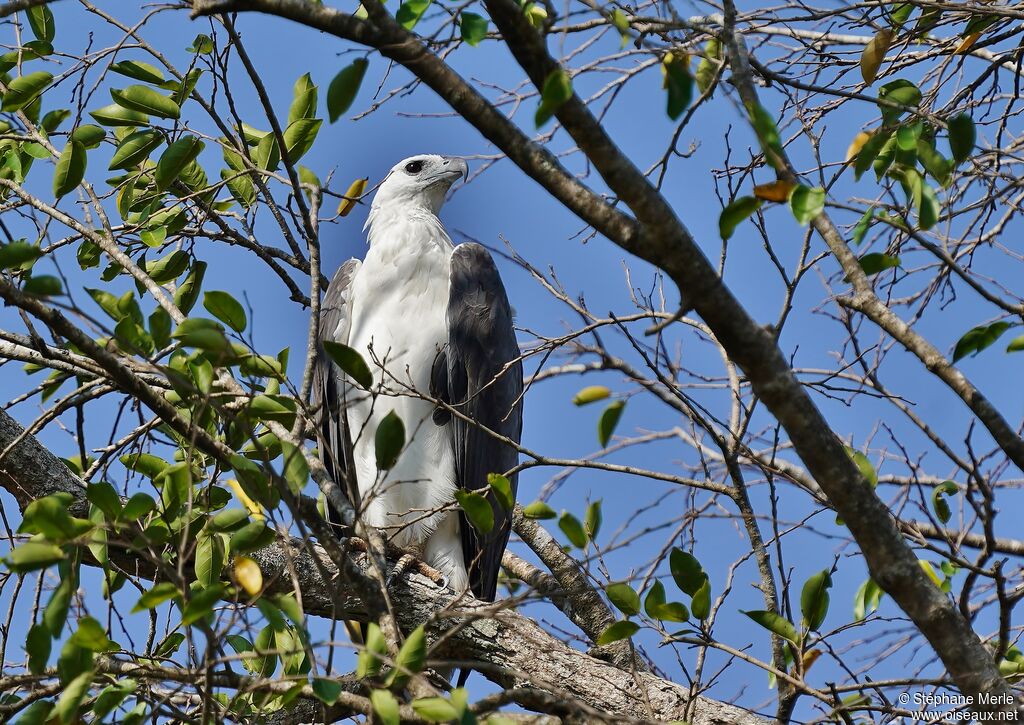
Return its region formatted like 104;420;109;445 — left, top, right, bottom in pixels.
438;156;469;183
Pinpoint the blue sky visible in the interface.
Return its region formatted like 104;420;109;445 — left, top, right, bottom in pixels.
2;1;1022;719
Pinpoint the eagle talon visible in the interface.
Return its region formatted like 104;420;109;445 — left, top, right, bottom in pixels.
386;552;417;588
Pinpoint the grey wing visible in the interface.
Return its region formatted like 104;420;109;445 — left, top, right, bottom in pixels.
443;243;523;601
311;258;361;536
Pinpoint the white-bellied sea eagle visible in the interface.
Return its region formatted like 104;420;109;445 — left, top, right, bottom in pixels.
312;154;523;602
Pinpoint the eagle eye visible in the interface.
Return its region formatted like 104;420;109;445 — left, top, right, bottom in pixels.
405;160;425;174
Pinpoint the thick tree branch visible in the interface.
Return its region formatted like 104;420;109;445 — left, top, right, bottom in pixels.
0;407;769;723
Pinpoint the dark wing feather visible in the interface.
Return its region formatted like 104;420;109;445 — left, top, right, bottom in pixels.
446;244;523;601
311;258;361;536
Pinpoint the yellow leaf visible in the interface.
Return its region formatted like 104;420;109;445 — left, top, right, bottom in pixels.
753;179;796;203
226;478;265;520
337;177;368;217
860;29;894;85
954;32;981;55
845;131;872;162
918;559;942;586
234;555;263;596
802;648;822;673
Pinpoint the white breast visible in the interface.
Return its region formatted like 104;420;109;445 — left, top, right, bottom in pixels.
342;214;459;554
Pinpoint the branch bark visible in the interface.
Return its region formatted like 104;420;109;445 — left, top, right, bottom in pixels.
0;408;768;724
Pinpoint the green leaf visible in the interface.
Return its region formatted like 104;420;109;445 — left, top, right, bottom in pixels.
108;129;162;170
288;73;318;125
155;136;204;190
52;669;93;724
230;520;275;553
322;341;373;388
597;399;625;447
1006;335;1024;353
92;679;136;720
917;140;952;187
747;103;784;169
187;33;214;54
789;185;825;225
643;580;690;622
145;248;189;282
917;182;940;230
69;616;118;652
669;548;705;596
312;677;343;705
853;578;884;621
2;71;52;111
396;0;431;30
952;321;1011;362
172;317;230;354
486;473;514;510
584;499;602;540
375;410;405;470
89;103;149;127
385;625;426;688
24;275;61;296
282;118;320;161
12;700;53;725
370;689;400;725
71;124;105;148
174;261;207;315
86;482;122;520
26;5;55;43
180;584;225;626
460;12;488;46
664;53;693;120
742;609;799;643
877;79;921;123
695;38;721;94
596;619;639;645
281;441;310;496
110;60;165;84
857;252;901;277
44;574;73;636
153;632;185;658
455;490;494;534
6;541;66;573
20;493;92;543
851;207;874;245
53;140;86;199
120;452;168;479
558;511;587;548
253;131;279;172
947;113;975;163
110;85;180;119
719;196;761;240
535;68;573;128
356;622;387;678
690;577;711;620
25;623;51;675
573;385;611;405
202;290;246;332
194;533;225;587
854;130;892;180
800;570;832;630
522;500;556;519
606;582;640;616
327;59;368;123
0;241;41;269
120;491;156;522
412;696;460;722
931;480;958;524
132;581;179;613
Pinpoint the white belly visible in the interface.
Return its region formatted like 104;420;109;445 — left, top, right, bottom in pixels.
342;232;465;587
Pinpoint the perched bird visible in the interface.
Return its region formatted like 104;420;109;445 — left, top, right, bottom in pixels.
312;154;523;601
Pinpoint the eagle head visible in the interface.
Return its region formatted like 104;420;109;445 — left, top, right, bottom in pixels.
371;154;469;216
